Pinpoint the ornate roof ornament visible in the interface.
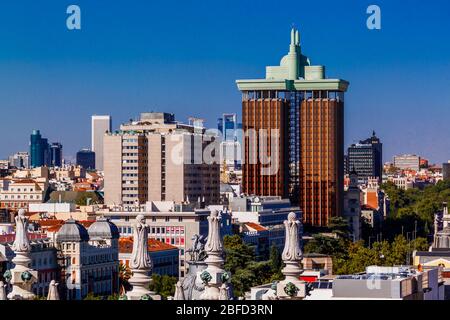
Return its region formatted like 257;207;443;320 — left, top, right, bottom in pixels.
47;280;60;300
174;281;185;300
130;214;152;270
281;212;303;262
126;214;159;300
274;211;308;300
219;283;230;300
12;209;30;253
205;210;223;254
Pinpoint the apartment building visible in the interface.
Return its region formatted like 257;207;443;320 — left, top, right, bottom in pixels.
103;112;220;208
0;178;48;210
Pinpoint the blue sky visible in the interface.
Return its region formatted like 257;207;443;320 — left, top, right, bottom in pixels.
0;0;449;163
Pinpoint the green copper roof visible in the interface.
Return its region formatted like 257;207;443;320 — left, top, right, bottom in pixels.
236;27;349;92
236;79;349;92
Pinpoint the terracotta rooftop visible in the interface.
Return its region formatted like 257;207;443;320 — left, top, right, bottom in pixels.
12;179;38;184
118;237;178;254
0;233;47;244
244;222;268;232
361;204;378;211
37;219;95;233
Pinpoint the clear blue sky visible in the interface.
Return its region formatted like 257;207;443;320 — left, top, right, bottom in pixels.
0;0;449;163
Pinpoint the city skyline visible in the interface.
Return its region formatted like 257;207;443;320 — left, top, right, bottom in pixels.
1;0;450;163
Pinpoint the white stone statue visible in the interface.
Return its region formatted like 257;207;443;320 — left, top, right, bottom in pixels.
174;281;185;300
199;210;228;300
276;212;307;300
0;281;6;300
282;212;303;262
130;214;152;270
47;280;60;300
7;209;37;300
205;211;223;254
126;215;160;300
12;209;30;252
219;283;230;300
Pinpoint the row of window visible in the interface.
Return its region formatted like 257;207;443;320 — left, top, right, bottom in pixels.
8;187;34;192
1;194;41;200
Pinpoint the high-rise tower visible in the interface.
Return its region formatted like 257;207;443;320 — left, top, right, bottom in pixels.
91;115;112;171
236;27;349;227
347;131;383;183
30;130;50;168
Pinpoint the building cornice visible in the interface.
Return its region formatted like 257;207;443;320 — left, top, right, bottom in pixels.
236;78;349;92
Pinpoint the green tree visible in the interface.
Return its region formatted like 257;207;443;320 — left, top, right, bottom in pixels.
269;244;282;273
328;216;351;240
149;274;177;299
76;192;100;206
223;235;255;274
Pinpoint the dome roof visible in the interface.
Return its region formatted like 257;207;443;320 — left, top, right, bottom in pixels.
56;219;89;242
87;217;120;240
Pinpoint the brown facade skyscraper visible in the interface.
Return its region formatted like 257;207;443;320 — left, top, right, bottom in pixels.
237;27;349;227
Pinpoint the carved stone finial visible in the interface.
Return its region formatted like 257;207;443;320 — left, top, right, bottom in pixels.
219;283;230;300
174;281;185;300
275;211;307;299
126;214;160;300
199;210;228;300
281;212;303;262
47;280;60;300
12;209;30;253
205;210;223;253
130;214;152;270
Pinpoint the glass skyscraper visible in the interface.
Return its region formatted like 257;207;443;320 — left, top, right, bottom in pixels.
50;142;63;167
30;130;50;168
76;149;96;170
347;132;383;183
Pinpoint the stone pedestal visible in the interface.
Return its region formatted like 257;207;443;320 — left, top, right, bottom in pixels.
7;252;37;300
126;269;161;300
276;279;307;300
275;211;307;300
199;210;228;300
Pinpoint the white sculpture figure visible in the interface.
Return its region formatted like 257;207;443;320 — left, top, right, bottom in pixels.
11;209;30;252
276;212;307;300
47;280;60;300
174;281;185;300
130;214;152;270
126;215;160;300
282;212;303;264
199;210;227;300
0;281;6;300
7;209;37;300
219;283;230;300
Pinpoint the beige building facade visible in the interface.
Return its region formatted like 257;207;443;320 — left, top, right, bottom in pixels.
103;113;219;208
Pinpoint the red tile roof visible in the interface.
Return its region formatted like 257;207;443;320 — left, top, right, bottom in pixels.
244;222;268;232
0;233;47;244
361;204;377;211
37;219;95;233
118;236;178;254
12;179;38;184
